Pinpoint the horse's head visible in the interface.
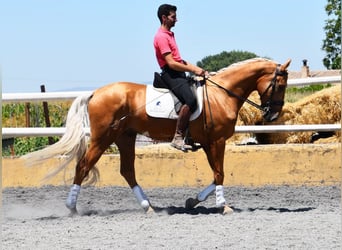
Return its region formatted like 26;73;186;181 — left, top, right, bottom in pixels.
258;59;291;122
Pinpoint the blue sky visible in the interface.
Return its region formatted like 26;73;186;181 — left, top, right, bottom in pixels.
1;0;328;93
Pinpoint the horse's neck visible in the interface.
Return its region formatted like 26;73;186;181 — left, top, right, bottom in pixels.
213;67;261;98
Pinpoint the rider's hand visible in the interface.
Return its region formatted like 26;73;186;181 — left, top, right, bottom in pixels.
193;67;208;77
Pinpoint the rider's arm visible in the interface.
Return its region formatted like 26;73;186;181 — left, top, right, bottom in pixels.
163;52;205;76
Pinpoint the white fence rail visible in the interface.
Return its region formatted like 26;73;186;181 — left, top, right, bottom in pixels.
286;75;340;86
2;76;341;138
2;124;341;139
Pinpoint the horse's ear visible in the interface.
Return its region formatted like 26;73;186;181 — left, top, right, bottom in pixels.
281;59;291;70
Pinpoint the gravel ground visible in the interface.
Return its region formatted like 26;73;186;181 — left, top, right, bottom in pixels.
2;185;341;249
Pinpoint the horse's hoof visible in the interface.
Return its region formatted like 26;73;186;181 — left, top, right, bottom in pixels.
145;206;155;214
185;198;200;209
68;208;78;216
221;205;234;215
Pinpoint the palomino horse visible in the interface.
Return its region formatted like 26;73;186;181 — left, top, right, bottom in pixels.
23;58;291;214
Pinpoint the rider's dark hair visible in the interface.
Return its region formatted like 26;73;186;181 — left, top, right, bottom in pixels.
157;4;177;24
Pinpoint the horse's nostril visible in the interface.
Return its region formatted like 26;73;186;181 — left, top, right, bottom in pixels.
264;112;279;122
270;112;279;122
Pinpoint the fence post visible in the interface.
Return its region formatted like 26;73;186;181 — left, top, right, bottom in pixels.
40;85;54;145
25;102;30;127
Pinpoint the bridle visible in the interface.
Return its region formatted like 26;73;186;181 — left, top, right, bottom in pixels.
205;65;288;116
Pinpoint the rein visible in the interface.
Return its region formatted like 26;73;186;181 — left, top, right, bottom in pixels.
206;77;263;111
205;65;287;114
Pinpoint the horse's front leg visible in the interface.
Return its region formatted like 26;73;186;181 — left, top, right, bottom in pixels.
192;138;233;214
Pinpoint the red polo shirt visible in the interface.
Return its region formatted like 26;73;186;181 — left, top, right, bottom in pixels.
154;27;183;68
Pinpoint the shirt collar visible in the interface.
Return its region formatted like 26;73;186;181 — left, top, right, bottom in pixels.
159;27;174;36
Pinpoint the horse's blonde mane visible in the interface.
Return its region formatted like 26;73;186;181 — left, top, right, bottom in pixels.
210;57;275;76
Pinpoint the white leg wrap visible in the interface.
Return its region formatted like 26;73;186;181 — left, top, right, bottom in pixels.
132;185;150;209
215;185;226;207
197;183;216;202
66;184;81;210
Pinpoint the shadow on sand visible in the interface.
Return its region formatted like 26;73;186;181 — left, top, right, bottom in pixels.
52;206;316;217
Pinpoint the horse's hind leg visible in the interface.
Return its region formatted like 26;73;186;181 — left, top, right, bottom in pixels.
66;136;113;214
185;183;216;209
115;131;153;212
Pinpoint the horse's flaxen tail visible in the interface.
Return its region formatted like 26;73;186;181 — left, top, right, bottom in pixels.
22;93;94;183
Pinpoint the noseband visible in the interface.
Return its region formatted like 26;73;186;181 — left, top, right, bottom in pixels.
206;64;287;115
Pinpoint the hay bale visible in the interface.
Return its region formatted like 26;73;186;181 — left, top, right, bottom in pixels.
227;91;262;144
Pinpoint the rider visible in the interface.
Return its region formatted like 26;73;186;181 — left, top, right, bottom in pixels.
154;4;207;151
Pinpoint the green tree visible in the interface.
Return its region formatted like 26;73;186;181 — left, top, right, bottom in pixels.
322;0;341;69
196;50;258;72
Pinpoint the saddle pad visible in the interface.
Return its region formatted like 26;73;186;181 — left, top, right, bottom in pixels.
145;85;203;120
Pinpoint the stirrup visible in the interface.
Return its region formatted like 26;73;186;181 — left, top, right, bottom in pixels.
171;137;193;152
184;131;202;152
183;136;201;151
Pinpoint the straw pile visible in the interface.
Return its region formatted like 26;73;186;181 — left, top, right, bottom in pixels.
228;85;341;144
